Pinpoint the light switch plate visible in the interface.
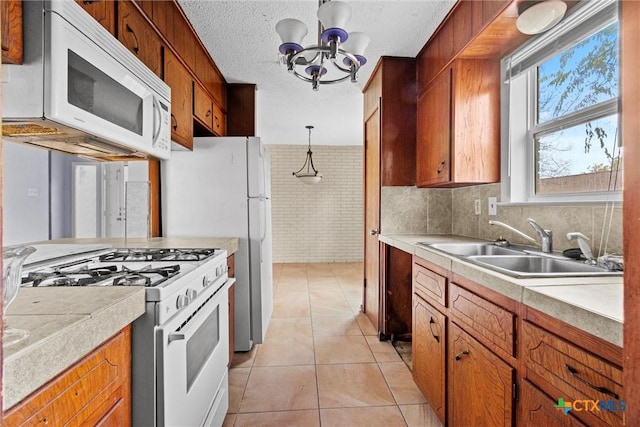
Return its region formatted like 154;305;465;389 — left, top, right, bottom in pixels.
488;197;497;216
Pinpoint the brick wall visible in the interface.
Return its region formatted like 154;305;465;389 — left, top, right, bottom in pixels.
269;145;363;263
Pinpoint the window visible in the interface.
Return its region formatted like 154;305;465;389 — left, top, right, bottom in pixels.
502;0;620;203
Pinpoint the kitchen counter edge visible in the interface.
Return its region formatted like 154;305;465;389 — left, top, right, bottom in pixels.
379;233;623;347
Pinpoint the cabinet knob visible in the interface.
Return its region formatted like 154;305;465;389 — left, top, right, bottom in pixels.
454;350;469;361
370;229;380;236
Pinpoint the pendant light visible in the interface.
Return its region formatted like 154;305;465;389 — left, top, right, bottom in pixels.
293;126;322;185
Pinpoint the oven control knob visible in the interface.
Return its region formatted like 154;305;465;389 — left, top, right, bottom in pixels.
203;276;213;288
186;288;197;301
176;294;188;309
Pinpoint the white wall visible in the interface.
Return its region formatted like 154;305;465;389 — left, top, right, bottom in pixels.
269;145;363;263
3;142;50;246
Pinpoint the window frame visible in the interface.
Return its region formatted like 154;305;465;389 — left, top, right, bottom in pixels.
501;0;620;205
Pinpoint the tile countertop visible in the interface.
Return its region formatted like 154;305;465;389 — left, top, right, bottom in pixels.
2;237;241;410
3;287;146;409
379;233;623;347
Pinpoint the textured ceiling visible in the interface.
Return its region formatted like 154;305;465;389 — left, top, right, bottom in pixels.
179;0;456;145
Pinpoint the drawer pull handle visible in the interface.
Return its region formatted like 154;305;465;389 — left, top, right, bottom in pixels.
566;364;619;399
429;317;440;343
455;350;469;361
437;160;446;174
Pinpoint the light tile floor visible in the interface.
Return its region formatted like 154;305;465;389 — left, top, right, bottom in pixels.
223;263;443;427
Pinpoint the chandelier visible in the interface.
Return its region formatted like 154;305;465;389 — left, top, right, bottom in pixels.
275;0;370;91
293;126;322;184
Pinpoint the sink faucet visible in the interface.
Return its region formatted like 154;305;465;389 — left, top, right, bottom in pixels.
488;218;553;253
567;232;595;264
527;218;553;253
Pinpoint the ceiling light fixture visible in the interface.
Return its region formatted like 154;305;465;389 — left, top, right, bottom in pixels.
293;125;322;185
516;0;567;35
275;0;370;91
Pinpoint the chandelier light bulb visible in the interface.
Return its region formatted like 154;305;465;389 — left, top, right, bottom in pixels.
317;1;351;43
276;18;308;53
341;31;370;66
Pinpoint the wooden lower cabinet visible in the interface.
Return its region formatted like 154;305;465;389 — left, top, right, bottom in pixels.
520;380;587;427
413;294;446;424
4;326;132;426
449;323;515;427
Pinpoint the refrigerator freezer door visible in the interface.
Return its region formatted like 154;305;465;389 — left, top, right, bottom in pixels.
247;137;268;198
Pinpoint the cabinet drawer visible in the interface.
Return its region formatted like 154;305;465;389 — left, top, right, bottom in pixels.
193;82;214;129
449;283;515;356
412;261;447;307
520;380;587;427
522;321;623;427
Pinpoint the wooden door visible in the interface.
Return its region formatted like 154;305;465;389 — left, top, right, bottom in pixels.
363;105;381;330
118;0;163;78
416;68;452;187
164;49;193;150
449;323;514;427
413;295;446;424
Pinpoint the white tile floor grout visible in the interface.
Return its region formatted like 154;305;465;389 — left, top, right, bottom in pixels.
223;263;442;427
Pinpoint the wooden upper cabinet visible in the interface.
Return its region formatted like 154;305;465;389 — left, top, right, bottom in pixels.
172;5;197;72
117;0;163;78
164;49;193;149
152;1;174;44
193;82;214;129
76;0;116;35
416;59;500;187
362;57;416;187
416;67;451;186
1;0;23;64
227;84;256;136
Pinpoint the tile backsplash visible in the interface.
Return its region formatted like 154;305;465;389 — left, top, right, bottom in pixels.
382;183;622;255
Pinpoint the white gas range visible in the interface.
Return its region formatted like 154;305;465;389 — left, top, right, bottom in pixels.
20;247;233;427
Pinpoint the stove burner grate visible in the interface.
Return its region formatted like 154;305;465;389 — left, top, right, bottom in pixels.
23;264;181;287
98;248;218;262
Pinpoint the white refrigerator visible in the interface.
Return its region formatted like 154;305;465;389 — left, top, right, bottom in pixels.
161;137;273;351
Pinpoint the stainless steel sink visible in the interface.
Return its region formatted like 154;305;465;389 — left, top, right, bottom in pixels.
419;242;526;257
466;255;622;278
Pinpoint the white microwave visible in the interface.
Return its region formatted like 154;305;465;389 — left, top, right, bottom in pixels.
2;0;171;161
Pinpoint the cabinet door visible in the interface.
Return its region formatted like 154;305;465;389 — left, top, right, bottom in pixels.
193;82;214;130
520;380;587;427
416;68;451;186
413;295;446;424
75;0;116;35
449;323;514;427
1;0;22;64
164;49;194;149
118;0;162;78
212;102;227;137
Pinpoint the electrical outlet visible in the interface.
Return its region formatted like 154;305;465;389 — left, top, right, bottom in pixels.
488;197;497;216
474;199;481;215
